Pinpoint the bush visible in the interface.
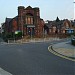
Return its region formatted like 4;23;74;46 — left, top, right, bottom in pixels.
15;31;22;40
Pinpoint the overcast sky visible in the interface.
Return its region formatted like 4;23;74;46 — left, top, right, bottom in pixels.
0;0;74;26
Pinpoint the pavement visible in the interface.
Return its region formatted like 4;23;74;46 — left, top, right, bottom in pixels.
51;41;75;61
0;68;12;75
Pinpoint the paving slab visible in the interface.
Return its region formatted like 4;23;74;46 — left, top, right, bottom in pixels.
0;68;12;75
53;41;75;58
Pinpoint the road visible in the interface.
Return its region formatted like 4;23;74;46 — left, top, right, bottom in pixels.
0;39;75;75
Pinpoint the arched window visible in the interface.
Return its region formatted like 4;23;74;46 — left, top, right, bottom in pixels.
25;13;33;24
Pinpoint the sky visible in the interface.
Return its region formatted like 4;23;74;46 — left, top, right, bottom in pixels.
0;0;74;27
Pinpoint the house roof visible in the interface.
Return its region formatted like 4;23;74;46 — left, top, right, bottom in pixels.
13;16;18;20
6;18;12;22
45;20;63;29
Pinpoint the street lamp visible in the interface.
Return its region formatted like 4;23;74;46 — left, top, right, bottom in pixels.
74;1;75;19
31;28;32;39
29;28;32;39
21;13;23;38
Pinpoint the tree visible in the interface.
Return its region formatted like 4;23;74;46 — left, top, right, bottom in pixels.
56;16;60;22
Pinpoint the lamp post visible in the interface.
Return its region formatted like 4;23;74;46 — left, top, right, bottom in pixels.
31;28;32;39
73;2;75;19
29;28;32;39
21;13;23;39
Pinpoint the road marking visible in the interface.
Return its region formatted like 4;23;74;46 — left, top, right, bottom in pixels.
48;46;75;62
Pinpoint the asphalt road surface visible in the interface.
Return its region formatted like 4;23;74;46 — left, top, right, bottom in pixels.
0;40;75;75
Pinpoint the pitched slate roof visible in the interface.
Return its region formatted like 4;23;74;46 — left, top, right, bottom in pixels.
45;20;63;29
6;18;12;22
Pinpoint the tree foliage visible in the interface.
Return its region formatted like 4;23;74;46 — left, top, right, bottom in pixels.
56;16;60;22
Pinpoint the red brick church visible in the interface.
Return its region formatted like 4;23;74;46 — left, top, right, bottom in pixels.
4;6;44;38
